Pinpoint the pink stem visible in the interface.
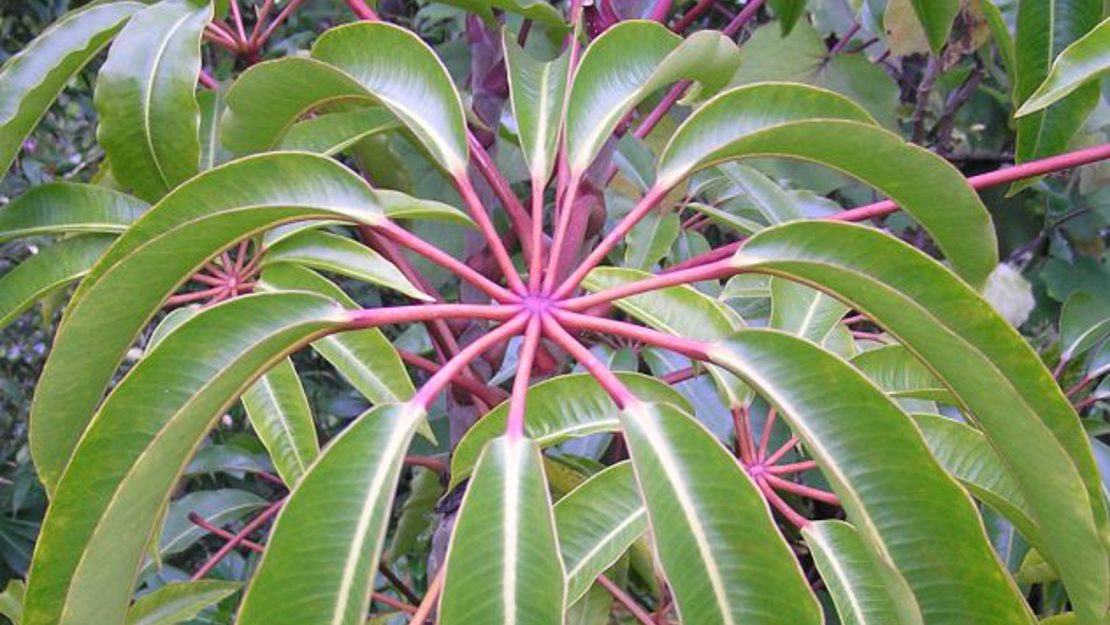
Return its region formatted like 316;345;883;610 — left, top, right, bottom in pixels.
528;181;546;291
192;272;226;287
198;69;219;90
763;473;840;505
758;478;810;528
833;142;1110;223
768;460;818;475
166;286;226;306
732;404;756;464
554;185;670;299
343;0;379;19
506;316;543;438
345;303;519;329
188;513;266;552
757;406;777;461
671;0;713;32
765;436;798;466
229;0;248;42
543;177;581;293
664;241;741;274
562;257;737;311
398;349;508;406
598;575;655;625
541;316;636;408
192;500;284;580
1075;396;1105;411
410;315;529;409
249;0;275;44
375;221;519;303
553;310;711;361
661;366;701;384
453;174;528;295
647;0;674;23
257;0;306;46
467;133;537;254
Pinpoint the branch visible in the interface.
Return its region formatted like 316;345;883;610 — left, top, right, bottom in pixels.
467;133;538;255
410;314;529;410
192;500;284;579
345;303;520;330
553;310;711;362
541;315;636;407
561;257;737;311
597;575;655;625
506;316;543;438
454;174;528;294
399;349;508;406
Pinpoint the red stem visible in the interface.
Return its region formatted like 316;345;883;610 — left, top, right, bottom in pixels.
758;478;810;528
404;455;449;475
647;0;674;23
398;349;508;406
249;0;275;45
768;460;818;475
188;513;265;552
765;436;798;466
192;500;284;580
543;177;581;293
763;473;840;505
757;406;777;461
375;221;519;303
191;272;226;287
732;404;756;464
467;133;537;255
553;309;711;361
410;315;529;409
671;0;714;32
554;185;669;298
660;366;701;384
345;303;518;330
528;181;546;291
166;286;226;306
541;315;636;408
257;0;306;46
562;257;737;311
229;0;248;42
506;316;543;439
598;575;655;625
343;0;379;20
454;174;528;295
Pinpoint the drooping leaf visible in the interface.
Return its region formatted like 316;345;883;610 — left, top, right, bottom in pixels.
620;401;821;625
451;372;690;488
803;520;905;625
503;32;570;182
237;403;426;625
278;108;400;155
848;344;954;403
564;21;740;176
0;183;147;242
242;358;319;486
126;581;240;625
710;330;1034;625
223;23;468;173
729;220;1109;624
0;2;143;174
257;263;415;405
1013;0;1102;177
0;235;113;329
1059;291;1110;361
1018;17;1110;115
30;152;389;493
768;0;807;35
769;278;849;344
23;292;349;625
910;414;1042;554
555;462;647;605
658;83;998;287
439;436;565;625
262;229;431;301
95;0;211;201
158;488;267;556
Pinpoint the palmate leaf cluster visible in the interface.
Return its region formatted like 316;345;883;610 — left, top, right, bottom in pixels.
0;1;1109;625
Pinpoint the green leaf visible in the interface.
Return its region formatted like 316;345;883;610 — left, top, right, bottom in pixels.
262;229;431;301
710;330;1034;625
718;163;804;224
451;372;690;488
95;0;211;201
158;488;267;556
848;345;954;403
440;436;565;625
658;83;998;287
23;292;348;625
434;0;568;32
0;183;147;242
555;462;647;605
278;108;400;155
223;23;468;173
981;0;1017;83
907;0;959;53
258;263;415;405
237;402;426;625
620;401;821;625
127;581;240;625
503;32;570;182
0;579;23;625
803;520;905;625
768;0;807;35
1060;291;1110;361
1013;0;1102;177
624;210;679;270
565;21;740;175
30;152;388;494
0;235;113;328
769;278;849;344
242;358;319;486
0;2;143;174
729;221;1109;624
1018;17;1110;115
910;414;1043;554
387;467;444;560
197;89;227;171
